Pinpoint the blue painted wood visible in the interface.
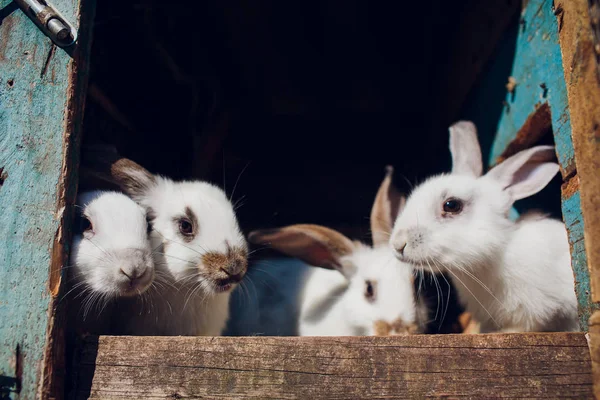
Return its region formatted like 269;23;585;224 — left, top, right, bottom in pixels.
488;0;576;175
0;1;89;398
562;187;597;329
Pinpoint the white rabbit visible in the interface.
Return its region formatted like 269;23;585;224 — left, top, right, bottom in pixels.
249;167;427;336
87;154;248;336
389;121;579;333
67;190;155;333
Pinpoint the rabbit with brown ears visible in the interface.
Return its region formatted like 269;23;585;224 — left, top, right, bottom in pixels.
82;148;248;336
249;167;428;336
389;121;579;333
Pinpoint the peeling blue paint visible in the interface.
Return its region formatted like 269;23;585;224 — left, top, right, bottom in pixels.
562;190;598;330
489;0;575;175
0;1;81;398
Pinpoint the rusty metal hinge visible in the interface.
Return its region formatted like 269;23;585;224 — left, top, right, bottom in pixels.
14;0;77;48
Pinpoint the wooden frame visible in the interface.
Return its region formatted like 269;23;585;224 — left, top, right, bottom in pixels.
1;0;600;398
556;0;600;397
0;0;95;399
73;334;592;399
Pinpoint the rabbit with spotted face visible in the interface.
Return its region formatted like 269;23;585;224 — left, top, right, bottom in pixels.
390;121;578;333
67;190;155;333
250;167;426;336
93;157;248;336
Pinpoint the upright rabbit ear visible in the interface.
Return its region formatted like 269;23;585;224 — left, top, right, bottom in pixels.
248;224;356;278
370;166;405;248
449;121;483;177
81;144;156;201
109;158;157;201
485;145;559;202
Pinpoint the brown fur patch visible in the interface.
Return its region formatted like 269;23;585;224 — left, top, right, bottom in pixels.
111;158;156;198
458;312;481;334
248;224;354;271
374;318;419;336
171;207;200;243
201;245;248;281
370;166;405;248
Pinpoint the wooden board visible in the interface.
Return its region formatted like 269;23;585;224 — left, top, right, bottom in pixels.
589;311;600;399
562;176;597;330
0;0;94;399
556;0;600;395
72;333;593;399
557;0;600;307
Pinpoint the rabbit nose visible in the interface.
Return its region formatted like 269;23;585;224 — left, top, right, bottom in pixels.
397;242;407;256
222;260;245;280
120;265;147;282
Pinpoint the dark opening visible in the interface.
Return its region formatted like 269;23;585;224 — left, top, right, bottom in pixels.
79;0;562;337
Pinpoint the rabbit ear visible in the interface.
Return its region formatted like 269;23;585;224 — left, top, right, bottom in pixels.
449;121;483;177
248;224;356;277
485;145;559;202
109;158;157;201
81;144;156;201
370;166;405;248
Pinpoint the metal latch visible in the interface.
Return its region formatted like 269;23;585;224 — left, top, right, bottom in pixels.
14;0;78;48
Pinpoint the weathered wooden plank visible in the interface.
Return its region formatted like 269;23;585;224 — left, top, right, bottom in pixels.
495;102;552;164
562;176;598;330
557;0;600;394
73;334;593;399
557;0;600;307
0;1;94;399
486;0;575;178
590;311;600;399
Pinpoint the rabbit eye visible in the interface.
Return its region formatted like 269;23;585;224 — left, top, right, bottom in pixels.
80;216;93;236
81;216;92;232
443;198;463;214
364;280;376;301
146;215;153;235
178;218;194;236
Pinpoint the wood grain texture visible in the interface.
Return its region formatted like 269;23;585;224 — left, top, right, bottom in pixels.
562;176;598;331
73;334;593;399
0;1;94;399
590;311;600;399
556;0;600;308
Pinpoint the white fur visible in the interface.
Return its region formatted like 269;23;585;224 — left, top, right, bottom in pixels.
70;190;154;300
390;122;578;332
298;244;423;336
114;174;247;336
68;190;155;333
247;166;426;336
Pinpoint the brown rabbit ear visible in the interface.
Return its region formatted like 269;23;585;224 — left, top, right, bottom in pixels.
370;166;406;248
81;144;156;200
248;224;356;277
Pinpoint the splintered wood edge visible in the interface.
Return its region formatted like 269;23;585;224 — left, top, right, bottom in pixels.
73;333;593;399
42;1;96;399
558;0;600;304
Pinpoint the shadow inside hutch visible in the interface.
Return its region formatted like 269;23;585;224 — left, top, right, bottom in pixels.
77;0;563;340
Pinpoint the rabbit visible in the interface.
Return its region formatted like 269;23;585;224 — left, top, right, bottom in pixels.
389;120;579;333
249;167;428;336
66;190;155;334
83;150;248;336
